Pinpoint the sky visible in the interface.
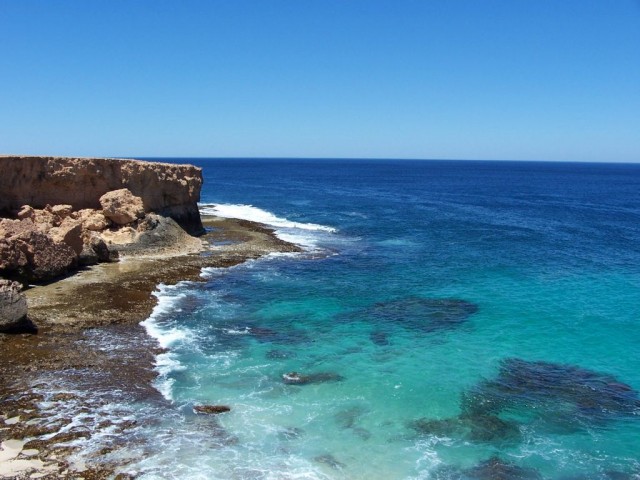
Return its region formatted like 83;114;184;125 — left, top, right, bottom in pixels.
0;1;639;162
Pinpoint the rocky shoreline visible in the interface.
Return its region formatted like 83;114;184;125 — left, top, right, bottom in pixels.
0;156;301;479
0;215;301;479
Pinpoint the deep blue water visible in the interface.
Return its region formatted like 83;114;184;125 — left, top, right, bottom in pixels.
132;159;640;479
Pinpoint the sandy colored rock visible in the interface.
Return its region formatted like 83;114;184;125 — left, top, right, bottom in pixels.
75;208;110;231
0;219;77;281
100;189;145;225
49;218;84;255
49;204;73;218
16;205;34;220
0;155;203;233
0;280;27;332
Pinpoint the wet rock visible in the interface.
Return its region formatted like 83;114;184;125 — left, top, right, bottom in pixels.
368;297;478;333
51;393;77;402
0;280;28;333
462;358;640;429
99;188;145;225
282;372;344;385
193;405;232;415
79;235;116;265
313;453;346;470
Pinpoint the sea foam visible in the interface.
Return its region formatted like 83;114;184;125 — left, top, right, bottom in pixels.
200;203;336;251
140;283;193;401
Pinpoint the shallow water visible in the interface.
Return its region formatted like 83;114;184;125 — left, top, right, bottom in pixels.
129;159;640;479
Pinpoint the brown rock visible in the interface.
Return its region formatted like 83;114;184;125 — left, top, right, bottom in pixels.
0;219;77;281
99;188;145;225
49;204;73;218
49;218;84;255
16;205;34;219
21;229;77;280
0;156;204;233
79;235;115;265
76;208;110;231
193;405;232;415
0;280;28;332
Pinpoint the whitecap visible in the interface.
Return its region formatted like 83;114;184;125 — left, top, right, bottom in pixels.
199;203;336;233
199;203;337;252
140;283;194;400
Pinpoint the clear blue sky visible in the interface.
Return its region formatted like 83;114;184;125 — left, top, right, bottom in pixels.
1;1;639;162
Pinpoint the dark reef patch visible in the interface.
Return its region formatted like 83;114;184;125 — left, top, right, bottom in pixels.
370;330;390;345
432;456;542;480
462;358;640;429
367;297;478;333
410;414;521;444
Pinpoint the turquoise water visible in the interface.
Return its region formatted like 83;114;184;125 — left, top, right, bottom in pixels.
131;159;640;479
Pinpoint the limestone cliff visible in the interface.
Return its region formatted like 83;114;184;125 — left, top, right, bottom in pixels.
0;156;203;234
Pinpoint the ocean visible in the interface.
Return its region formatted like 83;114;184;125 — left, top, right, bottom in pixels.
131;159;640;479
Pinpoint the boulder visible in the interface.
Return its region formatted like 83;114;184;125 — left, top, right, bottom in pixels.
79;235;116;265
75;208;109;231
16;205;34;219
99;189;145;225
0;219;77;281
0;280;28;332
49;204;73;218
49;218;84;255
20;230;77;280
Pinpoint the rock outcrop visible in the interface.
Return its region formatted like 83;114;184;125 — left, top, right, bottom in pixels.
99;189;145;225
0;156;203;234
0;217;79;281
0;280;28;332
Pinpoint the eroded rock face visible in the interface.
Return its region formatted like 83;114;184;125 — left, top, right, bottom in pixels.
0;219;77;281
0;280;28;332
99;189;145;225
0;156;203;233
0;207;120;281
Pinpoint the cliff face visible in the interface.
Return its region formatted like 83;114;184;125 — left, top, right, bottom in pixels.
0;156;203;233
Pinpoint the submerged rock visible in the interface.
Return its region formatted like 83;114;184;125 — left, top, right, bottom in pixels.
282;372;344;385
249;326;310;345
433;456;542;480
370;330;390;345
266;349;296;359
277;426;304;441
313;453;346;470
334;406;367;429
367;297;478;333
410;414;521;444
462;358;640;427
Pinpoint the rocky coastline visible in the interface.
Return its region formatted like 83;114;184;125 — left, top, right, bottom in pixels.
0;156;301;479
